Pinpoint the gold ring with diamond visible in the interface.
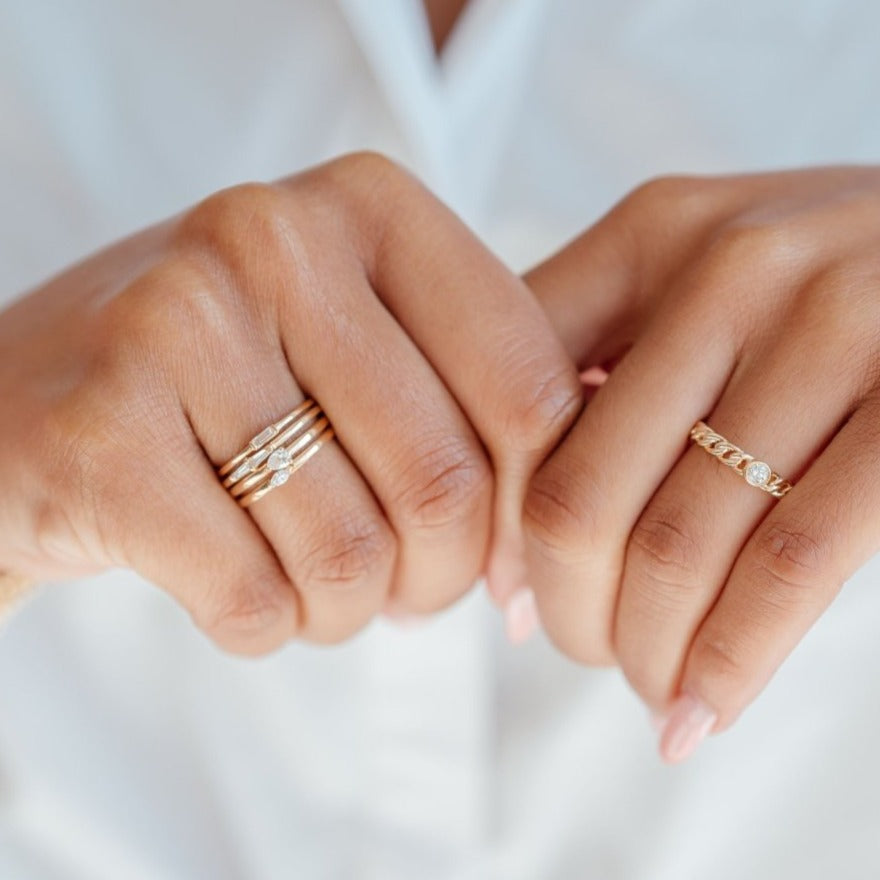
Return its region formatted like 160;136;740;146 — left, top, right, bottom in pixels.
218;399;335;508
689;420;793;498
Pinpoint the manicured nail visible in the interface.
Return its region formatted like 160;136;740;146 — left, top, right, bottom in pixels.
504;587;539;644
579;365;609;386
659;693;718;763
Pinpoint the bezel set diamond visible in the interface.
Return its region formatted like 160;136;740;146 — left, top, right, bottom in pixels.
743;460;772;487
689;420;793;499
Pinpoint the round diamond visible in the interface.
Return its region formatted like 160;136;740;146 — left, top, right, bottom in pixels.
744;461;771;487
267;448;293;471
268;469;290;488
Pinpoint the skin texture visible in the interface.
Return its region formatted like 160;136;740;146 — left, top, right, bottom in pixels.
0;152;581;656
4;152;875;762
523;166;880;760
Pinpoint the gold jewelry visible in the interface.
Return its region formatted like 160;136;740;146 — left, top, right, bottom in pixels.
689;420;793;498
218;399;334;508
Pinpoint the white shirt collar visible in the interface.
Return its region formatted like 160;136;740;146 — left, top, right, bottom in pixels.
335;0;546;210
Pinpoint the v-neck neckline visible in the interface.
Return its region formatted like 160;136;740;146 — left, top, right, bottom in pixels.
335;0;545;207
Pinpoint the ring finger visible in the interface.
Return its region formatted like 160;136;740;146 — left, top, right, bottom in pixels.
615;304;861;710
185;327;397;645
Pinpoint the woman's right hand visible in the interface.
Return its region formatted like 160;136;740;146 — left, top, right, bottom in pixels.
0;153;581;654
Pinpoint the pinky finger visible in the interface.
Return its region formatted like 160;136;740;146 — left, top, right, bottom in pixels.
661;397;880;762
105;433;298;657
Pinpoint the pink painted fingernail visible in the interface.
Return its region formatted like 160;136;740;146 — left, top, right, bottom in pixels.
579;365;609;386
504;587;540;644
659;693;718;763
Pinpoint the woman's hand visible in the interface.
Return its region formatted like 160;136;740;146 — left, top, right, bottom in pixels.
522;167;880;760
0;152;581;654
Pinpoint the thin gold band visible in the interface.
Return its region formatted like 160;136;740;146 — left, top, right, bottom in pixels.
219;399;315;478
238;427;334;508
218;398;334;508
230;417;330;498
689;420;793;498
221;404;322;489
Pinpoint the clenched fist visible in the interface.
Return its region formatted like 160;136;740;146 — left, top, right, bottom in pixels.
0;153;581;654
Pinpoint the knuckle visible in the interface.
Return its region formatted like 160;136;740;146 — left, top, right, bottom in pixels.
628;504;702;589
183;181;284;237
623;174;705;216
689;630;747;691
710;218;805;279
102;261;230;354
300;513;395;591
394;437;491;530
177;182;295;270
501;359;583;455
313;152;423;248
195;577;289;655
326;150;406;187
524;465;599;558
315;151;411;217
750;522;827;594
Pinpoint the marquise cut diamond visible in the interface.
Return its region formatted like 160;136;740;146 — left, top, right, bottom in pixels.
744;461;771;487
268;470;290;488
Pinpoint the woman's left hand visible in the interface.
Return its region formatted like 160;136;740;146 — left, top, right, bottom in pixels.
520;167;880;761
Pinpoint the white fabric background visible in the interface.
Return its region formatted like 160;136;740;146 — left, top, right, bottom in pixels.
1;1;879;877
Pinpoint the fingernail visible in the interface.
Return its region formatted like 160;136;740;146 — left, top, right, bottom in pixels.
659;693;718;764
579;365;609;386
504;587;540;645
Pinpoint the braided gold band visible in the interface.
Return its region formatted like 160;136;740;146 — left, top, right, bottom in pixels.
218;398;334;508
689;420;793;498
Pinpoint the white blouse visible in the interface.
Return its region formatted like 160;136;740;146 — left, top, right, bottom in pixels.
1;1;879;877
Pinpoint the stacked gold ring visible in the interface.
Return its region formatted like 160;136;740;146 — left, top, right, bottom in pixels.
689;420;793;498
218;398;334;507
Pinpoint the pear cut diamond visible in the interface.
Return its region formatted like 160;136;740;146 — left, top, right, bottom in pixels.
744;461;771;487
268;448;293;471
